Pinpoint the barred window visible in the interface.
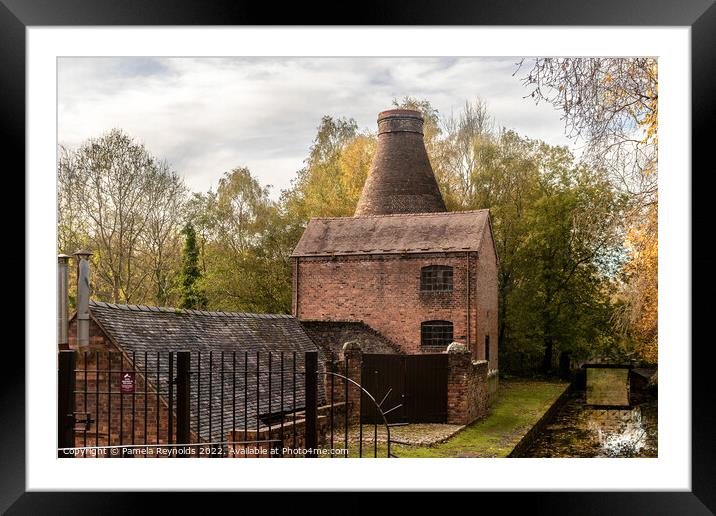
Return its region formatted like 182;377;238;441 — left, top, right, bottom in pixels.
420;265;453;292
421;320;453;347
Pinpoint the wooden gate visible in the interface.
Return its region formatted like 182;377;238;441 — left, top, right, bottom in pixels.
360;354;448;424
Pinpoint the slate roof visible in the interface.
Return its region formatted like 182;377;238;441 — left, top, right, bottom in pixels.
300;321;403;361
87;301;327;443
291;210;490;257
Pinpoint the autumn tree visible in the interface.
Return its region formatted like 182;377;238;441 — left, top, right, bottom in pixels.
516;159;624;371
518;57;658;364
192;168;292;313
58;99;634;370
280;103;625;371
143;161;186;305
58;129;186;305
459;131;624;371
518;58;657;201
283;116;370;219
438;99;495;207
456;131;543;363
613;201;658;364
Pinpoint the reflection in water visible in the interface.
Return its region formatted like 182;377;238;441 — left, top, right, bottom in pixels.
522;390;658;458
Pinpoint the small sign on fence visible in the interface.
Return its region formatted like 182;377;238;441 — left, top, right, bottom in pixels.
120;372;135;393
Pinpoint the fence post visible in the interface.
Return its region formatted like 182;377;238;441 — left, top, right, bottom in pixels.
168;352;174;445
305;351;317;457
176;351;191;454
58;350;76;456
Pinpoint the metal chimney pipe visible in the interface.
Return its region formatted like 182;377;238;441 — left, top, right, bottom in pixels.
57;254;71;350
73;250;93;349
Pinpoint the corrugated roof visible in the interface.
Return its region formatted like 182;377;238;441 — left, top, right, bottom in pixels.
87;301;326;443
291;210;490;257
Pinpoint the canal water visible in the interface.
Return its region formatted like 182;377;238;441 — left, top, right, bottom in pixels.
521;389;658;458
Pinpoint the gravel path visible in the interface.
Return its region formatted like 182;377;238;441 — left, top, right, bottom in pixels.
345;423;465;446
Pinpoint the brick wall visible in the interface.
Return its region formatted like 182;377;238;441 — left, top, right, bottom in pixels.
488;370;500;405
68;315;112;351
227;402;349;458
65;318;178;457
325;343;363;424
475;224;499;371
66;317;359;458
295;252;490;358
446;344;489;425
65;350;177;457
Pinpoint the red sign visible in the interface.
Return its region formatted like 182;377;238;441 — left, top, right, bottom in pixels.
120;372;135;393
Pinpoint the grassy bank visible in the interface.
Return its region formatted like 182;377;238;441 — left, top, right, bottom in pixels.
392;378;569;458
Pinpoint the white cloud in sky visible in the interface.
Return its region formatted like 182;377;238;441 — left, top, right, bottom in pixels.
58;57;575;197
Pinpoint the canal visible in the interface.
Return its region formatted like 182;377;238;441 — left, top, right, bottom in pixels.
520;388;658;458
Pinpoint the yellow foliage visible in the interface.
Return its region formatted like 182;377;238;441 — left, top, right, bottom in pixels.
337;135;376;208
622;202;658;364
291;133;376;219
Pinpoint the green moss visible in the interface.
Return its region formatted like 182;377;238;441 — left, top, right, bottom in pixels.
392;379;569;458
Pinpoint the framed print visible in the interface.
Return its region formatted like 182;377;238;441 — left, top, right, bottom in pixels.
5;0;715;512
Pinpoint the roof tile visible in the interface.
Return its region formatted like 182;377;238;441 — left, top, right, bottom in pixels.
87;301;327;442
292;210;489;257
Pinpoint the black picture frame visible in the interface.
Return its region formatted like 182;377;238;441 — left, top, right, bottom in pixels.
5;0;714;512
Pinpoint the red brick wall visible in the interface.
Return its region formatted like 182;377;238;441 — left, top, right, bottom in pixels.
66;318;177;457
294;247;497;361
66;317;354;458
68;316;112;351
325;345;363;424
475;226;499;371
227;402;349;458
447;348;489;425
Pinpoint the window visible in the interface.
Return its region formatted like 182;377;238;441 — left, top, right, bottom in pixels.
485;335;490;362
421;265;453;292
421;320;453;347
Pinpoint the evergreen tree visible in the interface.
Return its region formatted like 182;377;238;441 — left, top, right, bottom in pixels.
179;222;207;309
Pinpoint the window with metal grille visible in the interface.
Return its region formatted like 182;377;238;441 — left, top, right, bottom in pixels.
420;265;453;292
421;321;453;347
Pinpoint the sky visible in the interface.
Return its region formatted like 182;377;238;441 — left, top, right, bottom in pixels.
58;57;575;197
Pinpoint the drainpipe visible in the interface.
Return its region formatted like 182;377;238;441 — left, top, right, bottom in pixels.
293;257;300;317
466;252;470;356
57;254;71;350
74;250;93;349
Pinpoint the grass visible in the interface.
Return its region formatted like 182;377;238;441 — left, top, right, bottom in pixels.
388;378;569;458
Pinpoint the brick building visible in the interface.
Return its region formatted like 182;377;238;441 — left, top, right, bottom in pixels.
58;108;498;452
292;109;499;372
66;300;328;448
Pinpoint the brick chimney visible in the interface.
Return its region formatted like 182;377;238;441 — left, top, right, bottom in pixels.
354;109;446;216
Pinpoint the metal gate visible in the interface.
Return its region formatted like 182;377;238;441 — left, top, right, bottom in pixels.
58;350;395;458
361;354;448;424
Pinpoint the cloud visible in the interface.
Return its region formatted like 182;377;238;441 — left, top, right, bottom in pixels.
58;57;576;197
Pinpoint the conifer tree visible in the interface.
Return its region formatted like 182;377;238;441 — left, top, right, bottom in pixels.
179;222;207;309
